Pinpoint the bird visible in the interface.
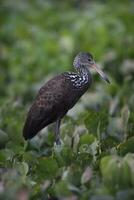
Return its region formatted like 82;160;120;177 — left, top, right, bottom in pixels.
23;52;110;144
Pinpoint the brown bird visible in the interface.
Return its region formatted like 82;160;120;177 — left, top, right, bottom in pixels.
23;52;110;144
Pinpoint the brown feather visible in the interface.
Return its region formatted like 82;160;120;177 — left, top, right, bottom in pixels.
23;73;88;139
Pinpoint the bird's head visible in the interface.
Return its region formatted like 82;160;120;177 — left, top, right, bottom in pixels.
73;52;110;83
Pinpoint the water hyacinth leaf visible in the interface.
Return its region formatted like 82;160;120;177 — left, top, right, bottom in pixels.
54;144;74;167
128;112;134;137
81;166;92;184
118;137;134;155
79;134;96;146
0;149;15;165
100;155;132;192
121;106;130;140
72;133;80;153
124;153;134;186
6;141;25;155
121;106;130;129
89;140;99;161
36;157;59;180
78;139;99;162
0;130;9;148
13;161;29;176
0;150;7;165
109;96;119;116
65;165;82;186
85;110;108;135
84;111;99;134
23;151;38;165
99;110;109;133
54;180;71;197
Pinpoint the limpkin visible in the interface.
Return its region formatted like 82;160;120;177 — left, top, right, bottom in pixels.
23;52;110;144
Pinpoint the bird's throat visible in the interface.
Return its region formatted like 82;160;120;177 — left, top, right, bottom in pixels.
78;65;89;75
76;65;92;87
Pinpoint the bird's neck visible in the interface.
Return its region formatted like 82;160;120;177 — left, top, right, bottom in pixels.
75;65;92;88
77;65;90;76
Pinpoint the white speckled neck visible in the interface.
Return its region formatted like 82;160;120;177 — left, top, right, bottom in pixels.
65;65;92;89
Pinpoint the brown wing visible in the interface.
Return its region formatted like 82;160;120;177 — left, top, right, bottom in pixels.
23;74;72;140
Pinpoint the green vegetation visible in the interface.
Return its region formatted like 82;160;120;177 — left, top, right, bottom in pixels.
0;0;134;199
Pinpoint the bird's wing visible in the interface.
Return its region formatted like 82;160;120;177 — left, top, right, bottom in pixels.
23;100;52;139
23;74;69;139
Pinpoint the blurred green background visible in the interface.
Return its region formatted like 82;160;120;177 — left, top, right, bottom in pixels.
0;0;134;199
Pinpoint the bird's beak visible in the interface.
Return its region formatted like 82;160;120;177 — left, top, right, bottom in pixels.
91;62;110;84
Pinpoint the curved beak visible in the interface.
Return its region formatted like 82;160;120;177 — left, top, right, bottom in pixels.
91;62;110;84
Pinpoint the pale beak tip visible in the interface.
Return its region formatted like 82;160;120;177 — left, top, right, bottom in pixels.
104;75;110;84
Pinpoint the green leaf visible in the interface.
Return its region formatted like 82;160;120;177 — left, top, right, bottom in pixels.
118;137;134;155
36;157;59;180
0;149;14;166
54;180;71;197
0;129;9;148
85;110;108;135
124;153;134;186
100;155;132;192
65;165;82;186
85;111;99;135
79;134;96;146
13;161;29;176
6;141;25;154
0;150;7;165
54;144;74;167
81;166;92;184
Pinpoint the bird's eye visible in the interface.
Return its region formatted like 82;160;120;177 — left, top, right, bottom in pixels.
88;58;91;62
